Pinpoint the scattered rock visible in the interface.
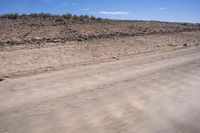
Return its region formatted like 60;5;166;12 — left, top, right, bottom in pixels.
77;38;83;41
183;43;188;47
35;37;41;40
0;78;4;82
112;56;119;60
168;44;176;47
52;39;60;43
0;16;200;46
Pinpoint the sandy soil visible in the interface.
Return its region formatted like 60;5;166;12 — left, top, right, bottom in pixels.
0;30;200;132
0;45;200;133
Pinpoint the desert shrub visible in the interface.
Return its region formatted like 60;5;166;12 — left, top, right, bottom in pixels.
72;15;79;19
181;23;188;26
103;18;111;23
40;13;52;19
79;15;85;21
96;17;102;21
1;13;19;19
62;13;72;19
55;16;65;22
84;15;90;19
19;14;27;19
29;13;52;19
29;13;39;18
90;16;96;20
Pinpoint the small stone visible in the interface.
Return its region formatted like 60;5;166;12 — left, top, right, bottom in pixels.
112;56;119;60
183;43;187;47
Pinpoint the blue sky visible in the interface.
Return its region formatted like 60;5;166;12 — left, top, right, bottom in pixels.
0;0;200;23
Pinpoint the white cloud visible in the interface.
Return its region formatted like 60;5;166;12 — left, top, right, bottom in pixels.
99;11;129;15
159;7;167;10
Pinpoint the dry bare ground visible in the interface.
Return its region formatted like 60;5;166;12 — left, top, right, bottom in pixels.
0;16;200;133
1;31;200;79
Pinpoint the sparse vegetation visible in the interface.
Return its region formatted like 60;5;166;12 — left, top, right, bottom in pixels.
1;13;19;19
55;16;65;22
0;13;104;22
84;15;90;19
90;16;96;20
29;13;52;19
96;17;103;21
73;15;79;20
62;13;72;19
20;14;27;19
79;15;85;21
181;23;189;26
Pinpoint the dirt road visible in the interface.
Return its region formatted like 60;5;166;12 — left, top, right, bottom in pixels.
0;46;200;133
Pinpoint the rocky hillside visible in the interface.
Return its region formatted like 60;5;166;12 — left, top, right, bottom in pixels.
0;13;200;47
